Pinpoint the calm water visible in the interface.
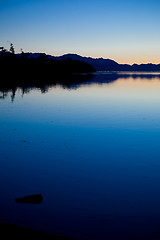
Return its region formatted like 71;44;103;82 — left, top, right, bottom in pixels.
1;73;160;239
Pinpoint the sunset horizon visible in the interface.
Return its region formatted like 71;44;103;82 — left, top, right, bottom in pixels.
1;0;160;65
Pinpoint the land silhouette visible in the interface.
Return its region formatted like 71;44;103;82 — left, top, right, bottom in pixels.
15;52;160;72
1;45;160;99
0;223;77;240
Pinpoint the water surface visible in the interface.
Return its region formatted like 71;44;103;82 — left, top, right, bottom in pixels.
1;73;160;239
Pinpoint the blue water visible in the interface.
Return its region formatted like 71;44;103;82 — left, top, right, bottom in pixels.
1;73;160;239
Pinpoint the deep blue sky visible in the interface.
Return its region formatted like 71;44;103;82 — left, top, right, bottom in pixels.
0;0;160;64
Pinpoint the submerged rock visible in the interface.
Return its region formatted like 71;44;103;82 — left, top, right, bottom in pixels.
15;194;43;204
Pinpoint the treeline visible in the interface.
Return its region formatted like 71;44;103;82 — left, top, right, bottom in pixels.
0;45;95;91
0;45;95;97
0;51;95;76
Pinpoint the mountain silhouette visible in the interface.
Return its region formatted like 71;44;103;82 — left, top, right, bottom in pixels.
56;54;160;71
16;53;160;72
55;54;119;71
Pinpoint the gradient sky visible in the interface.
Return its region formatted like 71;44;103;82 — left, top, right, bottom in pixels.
0;0;160;64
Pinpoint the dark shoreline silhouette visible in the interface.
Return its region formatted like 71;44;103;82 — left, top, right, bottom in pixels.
0;50;96;100
1;49;160;101
0;51;95;77
0;223;78;240
16;52;160;72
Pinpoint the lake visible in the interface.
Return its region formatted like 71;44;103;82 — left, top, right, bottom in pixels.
1;72;160;239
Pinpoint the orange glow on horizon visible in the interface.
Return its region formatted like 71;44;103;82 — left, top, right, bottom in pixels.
51;51;160;65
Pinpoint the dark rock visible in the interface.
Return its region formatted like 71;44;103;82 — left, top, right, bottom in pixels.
15;194;43;204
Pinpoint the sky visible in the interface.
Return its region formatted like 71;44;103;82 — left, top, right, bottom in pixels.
0;0;160;64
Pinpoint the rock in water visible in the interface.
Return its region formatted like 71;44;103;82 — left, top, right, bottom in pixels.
15;194;43;204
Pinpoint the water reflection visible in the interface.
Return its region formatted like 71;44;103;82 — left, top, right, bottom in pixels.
1;72;160;101
1;73;160;239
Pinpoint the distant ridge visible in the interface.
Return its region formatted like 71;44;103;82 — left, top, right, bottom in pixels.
16;52;160;72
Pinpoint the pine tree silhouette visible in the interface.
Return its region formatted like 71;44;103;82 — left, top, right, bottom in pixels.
10;43;15;54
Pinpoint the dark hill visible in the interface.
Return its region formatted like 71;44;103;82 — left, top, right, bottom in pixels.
0;51;95;93
16;53;160;72
55;54;119;71
0;51;95;77
58;54;160;72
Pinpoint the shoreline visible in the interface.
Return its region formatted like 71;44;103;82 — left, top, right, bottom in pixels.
0;222;78;240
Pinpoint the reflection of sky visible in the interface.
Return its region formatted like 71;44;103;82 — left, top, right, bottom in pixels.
1;77;160;130
1;76;160;239
0;0;160;64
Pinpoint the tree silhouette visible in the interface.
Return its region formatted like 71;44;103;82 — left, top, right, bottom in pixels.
10;43;15;54
20;48;24;54
0;47;7;52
